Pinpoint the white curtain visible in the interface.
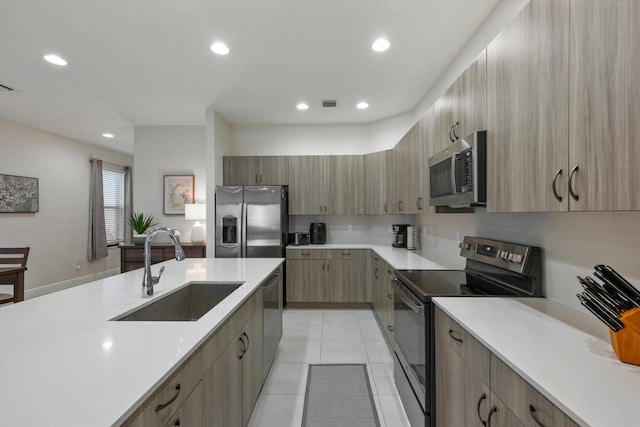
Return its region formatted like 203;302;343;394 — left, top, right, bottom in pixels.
88;158;108;260
124;166;132;244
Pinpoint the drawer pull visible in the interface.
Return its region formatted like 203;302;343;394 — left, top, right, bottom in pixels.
477;393;488;426
340;252;351;256
387;325;394;332
174;419;181;426
448;329;463;343
486;405;497;427
155;384;181;412
529;404;547;426
374;268;379;279
301;252;311;256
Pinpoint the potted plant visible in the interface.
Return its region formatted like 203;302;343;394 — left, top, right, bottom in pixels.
128;212;158;244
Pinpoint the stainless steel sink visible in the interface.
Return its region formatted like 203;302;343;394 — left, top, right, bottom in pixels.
113;282;244;321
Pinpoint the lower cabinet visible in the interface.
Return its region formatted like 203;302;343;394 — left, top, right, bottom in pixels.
286;249;367;304
371;253;394;342
122;278;268;427
435;307;578;427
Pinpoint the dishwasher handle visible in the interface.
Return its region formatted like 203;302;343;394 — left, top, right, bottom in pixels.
263;269;281;292
391;278;424;316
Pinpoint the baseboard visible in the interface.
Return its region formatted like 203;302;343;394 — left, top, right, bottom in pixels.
25;268;121;299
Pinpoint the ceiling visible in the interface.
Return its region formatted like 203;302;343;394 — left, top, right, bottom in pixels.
0;0;502;154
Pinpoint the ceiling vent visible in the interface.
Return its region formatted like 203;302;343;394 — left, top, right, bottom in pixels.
0;84;15;92
322;100;337;108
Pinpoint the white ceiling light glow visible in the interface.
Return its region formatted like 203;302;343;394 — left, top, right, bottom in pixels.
102;133;114;138
356;102;369;109
371;38;390;52
43;54;67;66
296;103;309;110
210;42;230;55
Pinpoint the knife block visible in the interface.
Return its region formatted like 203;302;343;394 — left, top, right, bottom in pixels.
609;307;640;366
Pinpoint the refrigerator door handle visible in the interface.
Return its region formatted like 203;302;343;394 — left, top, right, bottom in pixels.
241;202;248;258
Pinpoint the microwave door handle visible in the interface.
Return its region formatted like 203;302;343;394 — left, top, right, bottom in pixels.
450;154;459;194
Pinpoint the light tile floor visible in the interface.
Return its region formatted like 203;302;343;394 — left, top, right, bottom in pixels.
248;308;412;427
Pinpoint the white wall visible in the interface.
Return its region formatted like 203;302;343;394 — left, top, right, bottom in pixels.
133;125;205;242
0;118;132;296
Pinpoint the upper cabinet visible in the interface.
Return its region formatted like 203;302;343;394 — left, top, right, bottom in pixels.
568;0;640;211
435;50;487;149
364;150;393;214
223;156;289;186
288;155;364;215
486;0;570;212
392;121;425;214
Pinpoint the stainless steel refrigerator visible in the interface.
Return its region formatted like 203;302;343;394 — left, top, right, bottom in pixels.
215;185;288;258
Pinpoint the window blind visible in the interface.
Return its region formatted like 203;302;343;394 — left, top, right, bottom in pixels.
102;165;125;245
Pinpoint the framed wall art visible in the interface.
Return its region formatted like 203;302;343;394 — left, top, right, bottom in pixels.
0;174;39;213
163;174;194;215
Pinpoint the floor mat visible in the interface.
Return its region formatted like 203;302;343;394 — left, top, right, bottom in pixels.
302;363;381;427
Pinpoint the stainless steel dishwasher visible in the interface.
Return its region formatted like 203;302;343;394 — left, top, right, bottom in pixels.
262;267;283;382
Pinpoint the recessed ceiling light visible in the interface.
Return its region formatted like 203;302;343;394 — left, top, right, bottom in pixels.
210;42;230;55
44;54;67;66
296;103;309;111
371;38;390;52
357;102;369;110
102;133;114;138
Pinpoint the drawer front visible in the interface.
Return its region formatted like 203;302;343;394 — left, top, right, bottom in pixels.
286;249;325;260
181;245;206;258
491;355;579;427
325;249;368;260
435;308;490;384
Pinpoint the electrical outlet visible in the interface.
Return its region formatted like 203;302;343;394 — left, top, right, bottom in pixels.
456;230;462;243
347;224;352;232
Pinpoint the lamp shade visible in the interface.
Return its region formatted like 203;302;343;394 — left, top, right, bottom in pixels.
185;203;206;220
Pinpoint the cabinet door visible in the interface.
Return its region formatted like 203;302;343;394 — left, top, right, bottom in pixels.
201;336;243;427
258;156;289;186
434;83;456;149
223;157;260;186
165;381;203;427
326;259;366;303
454;49;487;140
419;106;437;213
241;299;263;426
286;259;325;302
371;254;383;319
328;155;365;215
381;262;395;340
393;134;412;213
569;0;640;211
486;0;570;212
365;150;393;214
288;156;327;215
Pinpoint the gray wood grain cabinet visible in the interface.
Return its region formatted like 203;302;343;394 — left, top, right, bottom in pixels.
123;284;265;427
223;156;289;186
487;0;570;213
370;253;394;342
568;0;640;211
393;121;424;214
364;150;393;214
435;307;578;427
286;249;367;304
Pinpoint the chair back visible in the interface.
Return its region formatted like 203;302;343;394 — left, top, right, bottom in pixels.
0;247;30;269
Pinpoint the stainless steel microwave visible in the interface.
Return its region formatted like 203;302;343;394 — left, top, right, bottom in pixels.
428;130;486;207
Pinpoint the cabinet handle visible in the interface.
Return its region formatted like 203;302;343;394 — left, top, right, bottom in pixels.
448;125;454;142
486;405;498;427
387;325;394;332
529;404;547;426
397;201;403;212
341;252;351;256
568;165;580;201
374;268;379;279
243;332;250;352
155;384;181;412
238;335;247;359
301;252;311;256
387;293;393;299
255;174;259;184
174;419;181;426
416;198;420;210
384;202;388;213
453;121;460;140
551;168;563;202
476;393;488;426
448;329;463;343
322;263;325;271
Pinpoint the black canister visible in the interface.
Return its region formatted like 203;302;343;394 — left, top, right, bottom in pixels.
310;223;326;244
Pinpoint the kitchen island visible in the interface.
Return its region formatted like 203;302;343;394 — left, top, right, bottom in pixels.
0;257;283;426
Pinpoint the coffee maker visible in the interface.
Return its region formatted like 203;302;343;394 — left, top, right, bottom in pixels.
392;224;409;248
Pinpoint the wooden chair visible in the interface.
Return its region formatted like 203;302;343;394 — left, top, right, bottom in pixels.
0;247;30;304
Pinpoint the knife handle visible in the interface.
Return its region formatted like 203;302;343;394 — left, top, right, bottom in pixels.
578;294;624;332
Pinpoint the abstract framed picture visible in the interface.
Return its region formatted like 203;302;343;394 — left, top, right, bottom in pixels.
163;174;194;215
0;174;39;213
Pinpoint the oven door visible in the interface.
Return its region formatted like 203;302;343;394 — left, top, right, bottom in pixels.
391;277;429;412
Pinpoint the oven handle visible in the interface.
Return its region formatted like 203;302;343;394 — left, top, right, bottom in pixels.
391;278;424;316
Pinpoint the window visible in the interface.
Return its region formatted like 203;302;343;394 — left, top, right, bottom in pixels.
102;165;125;245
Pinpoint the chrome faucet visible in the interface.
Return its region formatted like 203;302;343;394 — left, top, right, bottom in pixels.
142;227;186;297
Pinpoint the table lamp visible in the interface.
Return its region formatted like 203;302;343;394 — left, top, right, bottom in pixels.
185;203;206;245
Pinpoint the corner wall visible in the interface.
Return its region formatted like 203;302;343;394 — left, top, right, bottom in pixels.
0;118;133;295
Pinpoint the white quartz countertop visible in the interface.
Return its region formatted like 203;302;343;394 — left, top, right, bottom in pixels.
287;243;451;270
434;297;640;427
0;257;283;427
